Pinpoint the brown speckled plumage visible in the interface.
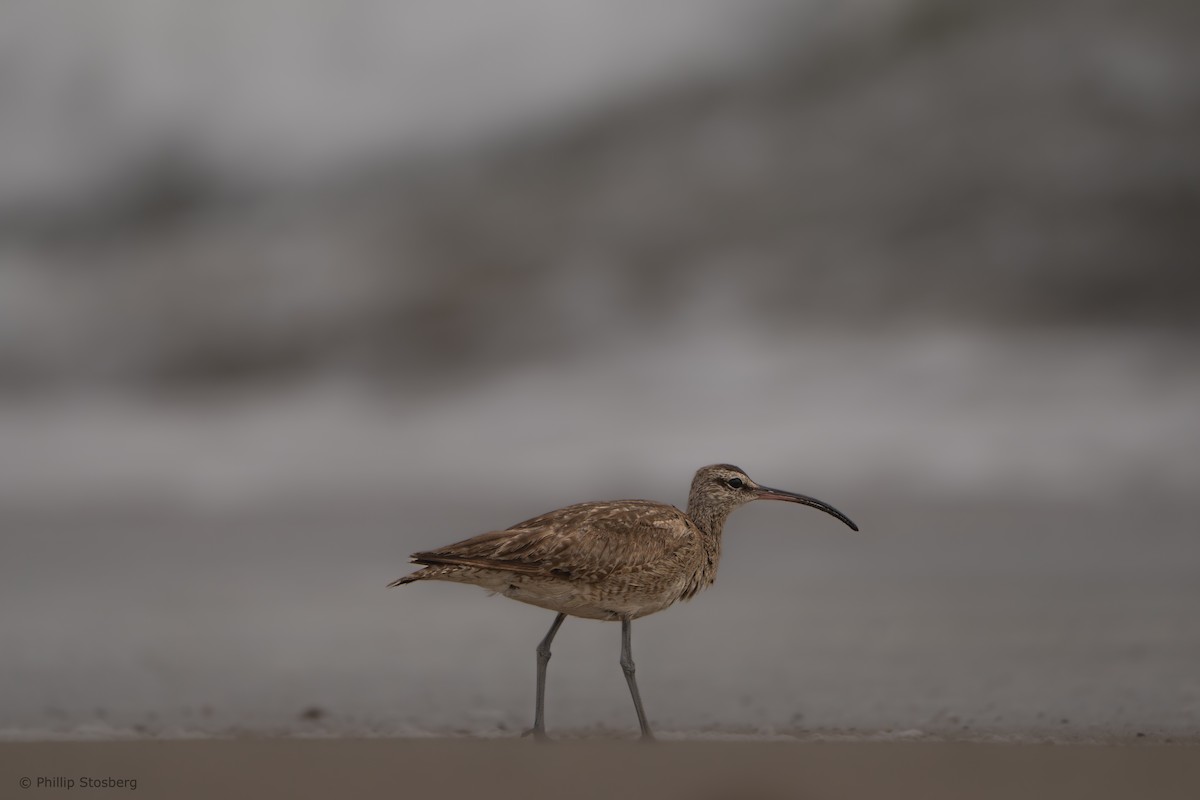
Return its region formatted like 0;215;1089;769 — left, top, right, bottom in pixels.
392;499;720;620
389;463;857;740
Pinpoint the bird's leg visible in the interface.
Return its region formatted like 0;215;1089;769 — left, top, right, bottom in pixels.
522;612;566;742
620;618;655;741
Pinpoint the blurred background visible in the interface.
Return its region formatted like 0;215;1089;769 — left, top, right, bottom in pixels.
1;0;1198;739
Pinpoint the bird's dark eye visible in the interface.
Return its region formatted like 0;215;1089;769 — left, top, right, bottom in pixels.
727;477;744;489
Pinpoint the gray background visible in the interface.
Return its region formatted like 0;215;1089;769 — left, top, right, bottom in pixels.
1;0;1197;739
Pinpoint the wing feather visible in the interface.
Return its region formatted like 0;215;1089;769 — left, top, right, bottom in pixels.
409;500;695;581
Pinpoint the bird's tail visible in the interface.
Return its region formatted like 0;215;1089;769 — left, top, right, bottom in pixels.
387;572;423;587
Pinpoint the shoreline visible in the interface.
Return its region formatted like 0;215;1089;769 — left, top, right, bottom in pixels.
2;727;1198;745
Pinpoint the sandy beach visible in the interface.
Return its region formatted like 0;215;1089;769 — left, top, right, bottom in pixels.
4;5;1198;800
3;738;1199;800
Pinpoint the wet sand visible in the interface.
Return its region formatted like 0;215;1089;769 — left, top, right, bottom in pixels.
3;738;1200;800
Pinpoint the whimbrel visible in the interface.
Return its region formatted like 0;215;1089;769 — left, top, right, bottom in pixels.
389;464;857;740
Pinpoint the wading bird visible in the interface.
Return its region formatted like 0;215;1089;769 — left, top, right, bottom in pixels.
390;463;857;740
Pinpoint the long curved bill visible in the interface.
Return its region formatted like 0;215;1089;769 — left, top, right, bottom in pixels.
755;486;859;531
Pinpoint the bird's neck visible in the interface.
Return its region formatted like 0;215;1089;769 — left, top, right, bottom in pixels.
686;501;733;541
682;499;728;598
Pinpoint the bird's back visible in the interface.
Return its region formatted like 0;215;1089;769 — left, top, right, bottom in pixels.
392;499;720;620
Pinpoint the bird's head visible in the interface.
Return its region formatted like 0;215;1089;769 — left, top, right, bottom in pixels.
688;464;858;532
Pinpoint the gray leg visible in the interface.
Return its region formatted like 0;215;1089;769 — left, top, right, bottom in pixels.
620;618;655;741
523;612;566;742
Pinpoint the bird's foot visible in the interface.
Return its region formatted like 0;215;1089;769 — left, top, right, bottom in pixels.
639;731;657;743
521;727;552;743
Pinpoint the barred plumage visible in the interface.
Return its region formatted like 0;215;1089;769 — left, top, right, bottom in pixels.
390;463;857;740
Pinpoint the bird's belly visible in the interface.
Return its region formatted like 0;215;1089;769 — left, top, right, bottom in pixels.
500;575;690;621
